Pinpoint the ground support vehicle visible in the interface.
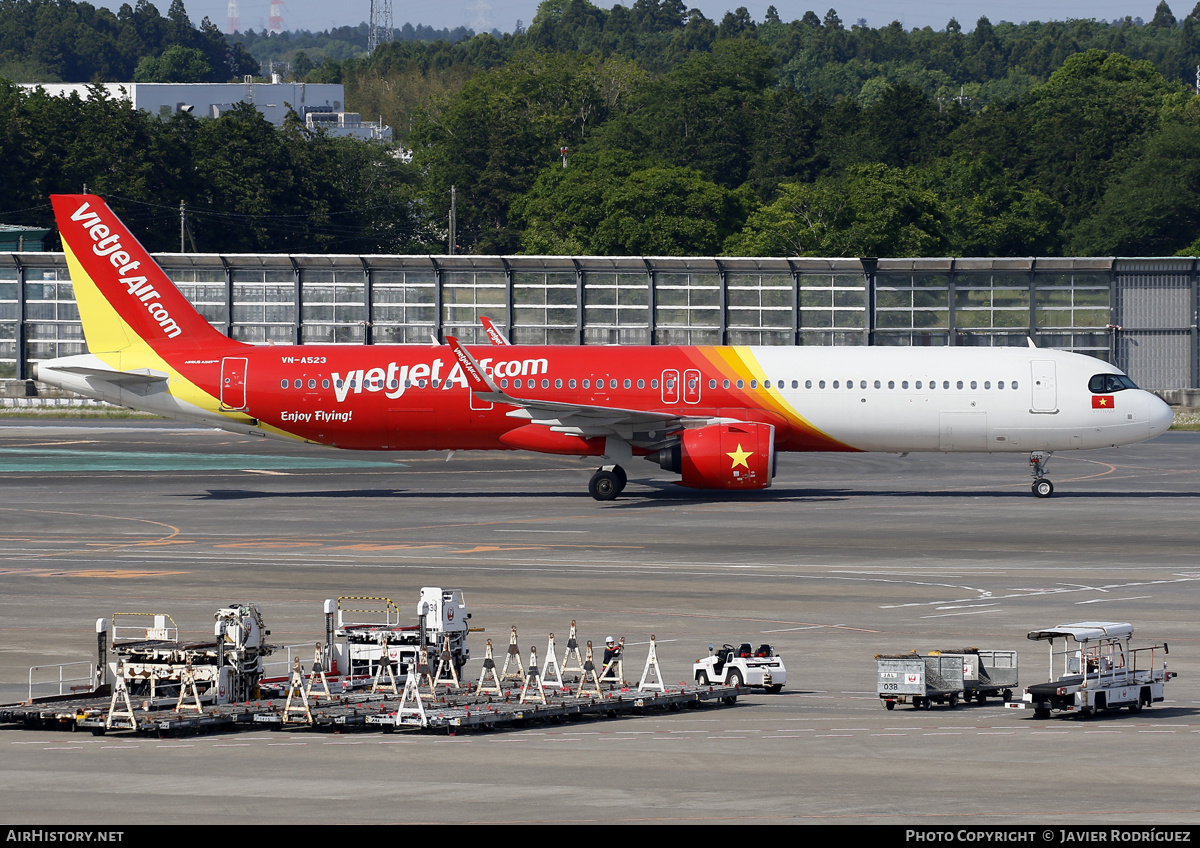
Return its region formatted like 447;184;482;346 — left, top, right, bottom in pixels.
312;589;475;691
693;643;786;693
3;605;273;732
1005;622;1174;719
936;648;1018;703
103;605;272;710
877;653;965;709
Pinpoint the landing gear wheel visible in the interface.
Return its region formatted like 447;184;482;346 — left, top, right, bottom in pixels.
1032;479;1054;498
589;470;620;501
611;465;627;493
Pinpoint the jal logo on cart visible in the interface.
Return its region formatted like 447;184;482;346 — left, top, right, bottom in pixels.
905;673;921;684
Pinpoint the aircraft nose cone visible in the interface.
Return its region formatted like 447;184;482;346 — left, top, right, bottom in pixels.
1148;394;1175;433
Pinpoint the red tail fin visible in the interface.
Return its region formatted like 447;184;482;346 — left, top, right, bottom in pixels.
51;195;226;353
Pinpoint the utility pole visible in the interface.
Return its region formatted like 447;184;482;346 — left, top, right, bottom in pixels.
448;186;457;256
180;200;186;253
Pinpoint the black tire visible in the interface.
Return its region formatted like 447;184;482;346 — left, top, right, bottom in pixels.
884;700;895;711
765;684;783;694
589;470;620;501
1033;707;1050;719
1033;479;1054;498
728;669;744;689
697;670;710;686
612;465;627;493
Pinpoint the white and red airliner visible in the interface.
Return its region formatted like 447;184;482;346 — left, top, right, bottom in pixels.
34;194;1174;499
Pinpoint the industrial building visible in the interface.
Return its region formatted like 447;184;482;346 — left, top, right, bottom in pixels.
19;80;393;141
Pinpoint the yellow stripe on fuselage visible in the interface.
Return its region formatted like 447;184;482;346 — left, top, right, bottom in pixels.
63;240;226;420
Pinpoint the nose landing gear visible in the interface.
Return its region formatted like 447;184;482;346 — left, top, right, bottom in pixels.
1029;451;1054;498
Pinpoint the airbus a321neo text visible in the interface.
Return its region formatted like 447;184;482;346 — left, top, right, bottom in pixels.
34;195;1174;500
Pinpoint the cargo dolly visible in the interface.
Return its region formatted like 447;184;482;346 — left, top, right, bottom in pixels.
1;591;741;736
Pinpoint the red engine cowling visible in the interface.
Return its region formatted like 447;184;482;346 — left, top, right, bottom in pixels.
649;422;775;490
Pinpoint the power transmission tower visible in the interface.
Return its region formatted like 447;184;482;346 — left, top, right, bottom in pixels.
368;0;394;55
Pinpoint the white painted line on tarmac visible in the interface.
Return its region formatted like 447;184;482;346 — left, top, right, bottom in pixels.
1077;596;1151;604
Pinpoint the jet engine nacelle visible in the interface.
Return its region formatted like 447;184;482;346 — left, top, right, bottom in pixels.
648;422;775;490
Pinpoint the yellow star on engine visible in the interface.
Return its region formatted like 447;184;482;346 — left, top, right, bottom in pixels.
727;443;753;469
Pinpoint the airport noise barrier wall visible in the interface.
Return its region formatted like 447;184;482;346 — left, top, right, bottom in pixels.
2;253;1198;390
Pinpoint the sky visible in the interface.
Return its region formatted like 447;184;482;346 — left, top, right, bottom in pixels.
96;0;1182;35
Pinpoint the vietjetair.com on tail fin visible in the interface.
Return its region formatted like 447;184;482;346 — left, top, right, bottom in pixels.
50;195;228;356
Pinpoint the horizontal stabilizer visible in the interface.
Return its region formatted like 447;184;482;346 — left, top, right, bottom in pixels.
40;362;168;384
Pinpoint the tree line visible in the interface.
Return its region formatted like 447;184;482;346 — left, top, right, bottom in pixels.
5;0;1200;258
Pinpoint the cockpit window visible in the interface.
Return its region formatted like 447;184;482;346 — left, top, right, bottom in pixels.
1089;373;1138;393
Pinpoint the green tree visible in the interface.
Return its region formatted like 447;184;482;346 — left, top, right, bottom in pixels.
411;51;646;253
1003;50;1184;229
133;45;213;82
599;39;775;188
1151;1;1179;27
512;151;751;255
1071;117;1200;255
924;153;1063;255
593;166;750;255
725;164;946;257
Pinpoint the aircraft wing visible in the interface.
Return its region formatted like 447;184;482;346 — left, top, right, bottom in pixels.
446;337;716;446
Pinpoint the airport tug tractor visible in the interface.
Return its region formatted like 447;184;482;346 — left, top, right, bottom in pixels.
694;643;786;693
1006;622;1175;719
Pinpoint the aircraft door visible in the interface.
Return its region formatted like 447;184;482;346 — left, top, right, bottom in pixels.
939;412;987;451
662;369;679;404
1030;360;1058;412
221;357;248;410
684;368;701;404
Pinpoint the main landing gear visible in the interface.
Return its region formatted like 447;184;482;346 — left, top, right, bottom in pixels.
588;465;627;501
1029;451;1054;498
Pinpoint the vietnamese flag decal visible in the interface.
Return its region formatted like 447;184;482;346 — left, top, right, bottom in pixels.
1092;395;1116;409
